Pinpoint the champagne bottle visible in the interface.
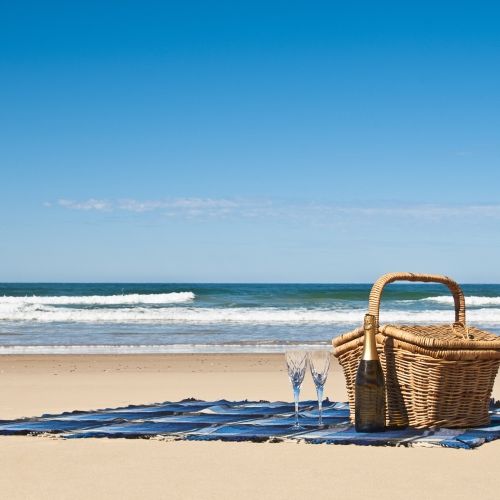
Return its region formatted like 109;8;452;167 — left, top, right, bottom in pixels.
355;314;386;432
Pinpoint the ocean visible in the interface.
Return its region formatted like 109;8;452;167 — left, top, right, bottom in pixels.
0;283;499;354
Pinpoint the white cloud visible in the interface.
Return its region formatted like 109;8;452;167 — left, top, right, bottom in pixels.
116;198;239;213
48;198;500;221
58;198;112;211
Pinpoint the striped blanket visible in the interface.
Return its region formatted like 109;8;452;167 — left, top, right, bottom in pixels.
1;399;499;449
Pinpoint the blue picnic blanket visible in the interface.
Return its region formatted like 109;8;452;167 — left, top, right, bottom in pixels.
1;399;499;449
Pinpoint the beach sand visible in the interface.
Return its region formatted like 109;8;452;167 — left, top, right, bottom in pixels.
1;354;499;499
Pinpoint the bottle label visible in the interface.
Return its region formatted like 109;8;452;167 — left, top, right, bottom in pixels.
355;385;385;422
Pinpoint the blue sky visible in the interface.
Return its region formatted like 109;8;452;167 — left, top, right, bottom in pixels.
1;1;499;282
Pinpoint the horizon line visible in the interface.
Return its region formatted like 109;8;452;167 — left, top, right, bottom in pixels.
1;281;499;285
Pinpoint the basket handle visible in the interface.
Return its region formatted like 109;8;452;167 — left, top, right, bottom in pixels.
368;272;466;326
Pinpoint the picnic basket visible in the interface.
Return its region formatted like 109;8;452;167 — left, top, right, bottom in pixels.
333;272;500;428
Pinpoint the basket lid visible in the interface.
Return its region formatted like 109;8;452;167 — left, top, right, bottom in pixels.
381;323;500;351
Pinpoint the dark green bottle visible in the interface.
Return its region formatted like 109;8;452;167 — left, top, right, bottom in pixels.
355;314;386;432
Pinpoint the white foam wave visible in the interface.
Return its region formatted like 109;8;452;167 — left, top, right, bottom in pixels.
0;292;195;306
0;305;348;323
1;305;500;324
422;296;500;306
0;343;331;355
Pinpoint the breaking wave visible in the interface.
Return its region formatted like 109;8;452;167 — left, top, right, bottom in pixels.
0;292;195;306
1;305;500;324
421;296;500;307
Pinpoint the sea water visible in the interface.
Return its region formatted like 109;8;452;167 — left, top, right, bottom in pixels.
0;283;499;353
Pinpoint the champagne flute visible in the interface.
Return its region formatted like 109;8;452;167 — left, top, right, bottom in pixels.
308;350;331;427
285;350;307;429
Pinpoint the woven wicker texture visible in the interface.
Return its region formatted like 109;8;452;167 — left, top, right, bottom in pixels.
333;272;500;429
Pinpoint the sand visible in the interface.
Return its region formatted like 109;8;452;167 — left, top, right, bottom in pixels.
1;354;499;499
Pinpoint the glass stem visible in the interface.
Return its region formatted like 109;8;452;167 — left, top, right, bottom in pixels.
293;385;300;427
316;385;324;426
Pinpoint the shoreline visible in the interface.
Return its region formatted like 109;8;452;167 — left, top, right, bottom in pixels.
0;342;332;355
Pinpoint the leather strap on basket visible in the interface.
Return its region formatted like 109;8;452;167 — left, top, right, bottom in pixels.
368;272;466;327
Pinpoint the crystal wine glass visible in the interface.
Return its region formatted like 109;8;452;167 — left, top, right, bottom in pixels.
285;350;308;429
308;350;331;427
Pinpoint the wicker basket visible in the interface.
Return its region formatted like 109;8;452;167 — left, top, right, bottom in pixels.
333;272;500;429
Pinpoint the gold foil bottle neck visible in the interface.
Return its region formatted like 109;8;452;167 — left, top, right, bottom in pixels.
362;314;379;361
